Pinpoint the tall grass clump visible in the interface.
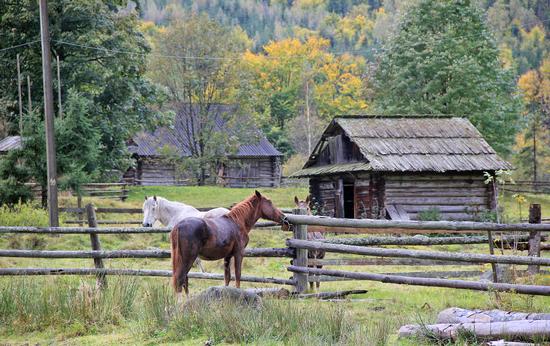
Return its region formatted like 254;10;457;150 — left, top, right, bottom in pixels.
0;276;139;334
0;202;50;226
144;297;374;345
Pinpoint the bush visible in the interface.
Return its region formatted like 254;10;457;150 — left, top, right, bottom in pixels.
0;203;50;226
418;208;441;221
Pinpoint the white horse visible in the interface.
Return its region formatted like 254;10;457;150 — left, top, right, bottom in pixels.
142;196;229;272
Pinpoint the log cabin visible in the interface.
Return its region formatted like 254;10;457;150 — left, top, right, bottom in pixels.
290;116;512;221
125;104;282;187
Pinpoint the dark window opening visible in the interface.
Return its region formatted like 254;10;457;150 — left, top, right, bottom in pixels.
343;184;355;218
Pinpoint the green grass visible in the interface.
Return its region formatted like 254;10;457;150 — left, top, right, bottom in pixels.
1;187;550;344
127;185;309;209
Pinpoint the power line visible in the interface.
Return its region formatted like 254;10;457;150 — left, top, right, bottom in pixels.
0;40;41;53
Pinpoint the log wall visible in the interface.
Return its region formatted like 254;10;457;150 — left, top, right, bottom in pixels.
222;157;281;188
384;173;492;221
136;157;185;186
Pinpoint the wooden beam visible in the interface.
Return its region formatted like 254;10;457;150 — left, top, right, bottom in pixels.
287;239;550;266
320;235;536;246
0;247;293;259
285;214;550;233
288;266;550;296
0;268;295;286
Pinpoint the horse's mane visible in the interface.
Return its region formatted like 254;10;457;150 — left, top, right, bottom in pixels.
227;194;258;227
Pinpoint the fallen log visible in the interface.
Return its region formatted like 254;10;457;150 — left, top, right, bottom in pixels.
398;320;550;341
487;340;534;346
295;289;367;300
437;307;550;324
287;266;550;296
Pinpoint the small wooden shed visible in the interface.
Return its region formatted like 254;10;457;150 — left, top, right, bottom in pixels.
0;136;21;156
290;116;511;221
126;104;282;187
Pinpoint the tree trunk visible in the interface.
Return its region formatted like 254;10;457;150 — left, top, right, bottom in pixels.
399;320;550;341
437;307;550;324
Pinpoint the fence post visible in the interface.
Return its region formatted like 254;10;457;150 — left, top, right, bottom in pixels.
77;194;83;227
86;203;107;288
292;208;308;293
528;204;542;275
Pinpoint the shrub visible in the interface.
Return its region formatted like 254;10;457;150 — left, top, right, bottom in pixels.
418;208;441;221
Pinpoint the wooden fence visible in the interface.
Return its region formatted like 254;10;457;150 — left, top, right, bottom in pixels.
28;183;129;201
1;204;550;296
500;180;550;195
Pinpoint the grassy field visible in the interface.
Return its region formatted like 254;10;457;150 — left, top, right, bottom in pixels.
1;186;550;345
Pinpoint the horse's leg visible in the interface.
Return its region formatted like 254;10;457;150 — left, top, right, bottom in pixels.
224;257;231;286
174;247;198;298
308;265;314;291
233;253;243;289
316;265;322;290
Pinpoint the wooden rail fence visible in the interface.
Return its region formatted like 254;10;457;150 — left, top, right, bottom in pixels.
1;204;549;296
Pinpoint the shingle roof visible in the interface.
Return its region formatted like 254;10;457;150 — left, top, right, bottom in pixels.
0;136;22;153
129;104;281;158
291;116;511;177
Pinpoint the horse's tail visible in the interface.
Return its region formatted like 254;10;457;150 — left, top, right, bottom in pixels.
170;225;181;291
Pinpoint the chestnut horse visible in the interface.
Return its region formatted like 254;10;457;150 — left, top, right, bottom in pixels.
171;191;286;297
294;195;325;290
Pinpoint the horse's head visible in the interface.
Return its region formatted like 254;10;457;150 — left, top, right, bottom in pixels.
255;190;286;225
294;195;311;214
142;195;159;227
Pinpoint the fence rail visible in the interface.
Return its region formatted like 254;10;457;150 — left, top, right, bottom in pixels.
2;203;549;297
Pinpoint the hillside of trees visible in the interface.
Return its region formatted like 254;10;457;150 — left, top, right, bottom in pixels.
0;0;548;204
139;0;549;179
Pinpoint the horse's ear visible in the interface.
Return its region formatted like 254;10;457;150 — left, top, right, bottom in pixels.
255;190;262;198
144;195;147;201
294;196;299;206
305;195;310;204
153;195;157;201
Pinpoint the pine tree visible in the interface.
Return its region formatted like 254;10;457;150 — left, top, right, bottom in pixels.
373;0;521;155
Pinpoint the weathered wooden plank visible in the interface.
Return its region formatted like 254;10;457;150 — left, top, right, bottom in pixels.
288;239;550;266
0;268;295;285
385;174;484;181
308;225;483;234
86;204;106;288
0;247;293;259
307;258;473;266
320;234;535;246
288;266;550;296
386;196;487;205
285;214;550;232
307;270;484;281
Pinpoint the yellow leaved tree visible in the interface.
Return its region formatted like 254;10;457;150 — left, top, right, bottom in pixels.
514;57;550;180
243;37;369;156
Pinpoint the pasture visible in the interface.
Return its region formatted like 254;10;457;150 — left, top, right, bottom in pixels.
0;187;549;345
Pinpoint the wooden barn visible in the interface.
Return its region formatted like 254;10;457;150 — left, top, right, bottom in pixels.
290;116;511;221
126;104;282;187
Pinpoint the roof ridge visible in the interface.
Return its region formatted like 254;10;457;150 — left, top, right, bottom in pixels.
334;114;462;119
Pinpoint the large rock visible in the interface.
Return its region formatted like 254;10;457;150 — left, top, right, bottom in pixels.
185;286;263;309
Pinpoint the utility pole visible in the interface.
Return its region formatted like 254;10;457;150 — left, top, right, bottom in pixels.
56;55;62;119
27;76;32;111
39;0;59;227
16;54;23;135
